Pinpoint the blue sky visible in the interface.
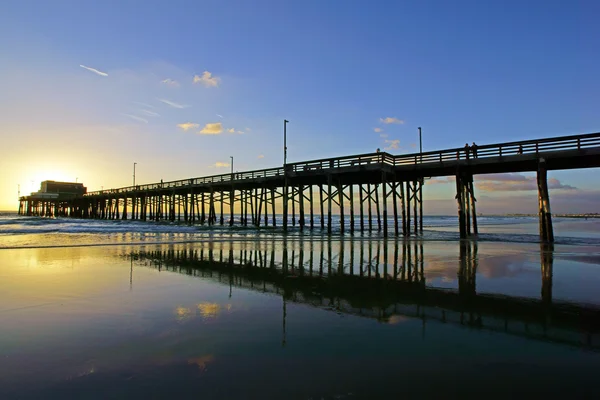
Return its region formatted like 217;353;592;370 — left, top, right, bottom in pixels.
0;0;598;212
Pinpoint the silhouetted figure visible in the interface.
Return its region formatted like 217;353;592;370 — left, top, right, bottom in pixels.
376;148;380;153
464;143;470;160
518;144;523;154
471;142;478;158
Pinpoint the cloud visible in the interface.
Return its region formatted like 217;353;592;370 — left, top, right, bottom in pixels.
237;131;244;134
384;139;400;150
227;128;235;133
161;78;179;87
216;114;224;118
177;122;199;131
245;127;251;131
140;109;160;117
379;133;388;138
200;122;223;135
258;154;265;159
374;127;383;133
214;161;230;168
476;173;578;192
158;98;188;108
428;173;578;193
123;114;148;123
380;117;404;124
193;71;220;87
80;64;108;77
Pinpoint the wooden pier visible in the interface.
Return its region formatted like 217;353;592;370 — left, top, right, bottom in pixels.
19;132;600;242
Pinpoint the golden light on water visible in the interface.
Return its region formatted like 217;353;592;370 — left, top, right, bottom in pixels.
197;302;221;318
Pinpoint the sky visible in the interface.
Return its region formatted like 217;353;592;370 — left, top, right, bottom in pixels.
0;0;598;213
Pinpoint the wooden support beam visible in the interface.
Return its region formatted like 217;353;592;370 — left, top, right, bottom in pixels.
455;172;467;239
319;184;324;230
367;184;373;232
393;182;399;236
537;160;554;242
327;175;333;235
413;180;418;234
299;185;305;231
382;174;388;237
201;192;206;224
220;190;224;225
309;186;314;229
405;182;411;235
359;184;365;233
230;189;235;226
349;184;355;234
375;184;381;231
338;181;344;234
271;188;276;227
283;181;288;231
419;179;424;234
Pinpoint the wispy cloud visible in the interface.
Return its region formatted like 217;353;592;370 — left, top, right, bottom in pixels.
216;114;224;118
380;117;404;125
200;122;223;135
245;127;251;131
227;128;235;133
193;71;220;87
237;130;244;134
379;133;388;138
258;154;265;159
161;78;180;87
374;127;383;133
214;161;230;168
140;109;160;117
177;122;199;131
123;114;148;123
159;98;188;109
476;173;577;192
80;64;108;77
384;139;400;150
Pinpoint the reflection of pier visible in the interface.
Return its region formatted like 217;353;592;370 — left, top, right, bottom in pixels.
132;240;599;350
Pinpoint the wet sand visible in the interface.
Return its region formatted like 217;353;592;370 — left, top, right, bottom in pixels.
1;239;600;398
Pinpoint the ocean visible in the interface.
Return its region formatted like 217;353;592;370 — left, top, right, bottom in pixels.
1;213;600;398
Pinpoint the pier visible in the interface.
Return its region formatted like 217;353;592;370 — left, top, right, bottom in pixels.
19;132;600;242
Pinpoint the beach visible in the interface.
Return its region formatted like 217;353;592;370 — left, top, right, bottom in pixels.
1;214;600;398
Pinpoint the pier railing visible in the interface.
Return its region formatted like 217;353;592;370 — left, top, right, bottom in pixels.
85;132;600;196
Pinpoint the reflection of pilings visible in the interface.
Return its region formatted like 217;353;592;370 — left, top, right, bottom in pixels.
541;243;554;304
458;241;478;297
132;240;600;351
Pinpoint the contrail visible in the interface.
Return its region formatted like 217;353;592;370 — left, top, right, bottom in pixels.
123;114;148;123
80;64;108;77
158;99;188;109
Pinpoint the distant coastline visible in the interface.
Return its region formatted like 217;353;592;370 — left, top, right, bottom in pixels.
505;213;600;219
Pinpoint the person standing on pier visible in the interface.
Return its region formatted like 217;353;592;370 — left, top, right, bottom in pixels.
472;142;478;158
464;143;470;160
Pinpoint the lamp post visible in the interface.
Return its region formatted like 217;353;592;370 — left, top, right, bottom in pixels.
284;119;289;165
230;156;234;175
133;162;137;186
418;127;422;158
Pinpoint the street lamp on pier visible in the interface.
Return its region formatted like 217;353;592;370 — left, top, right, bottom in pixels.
133;162;137;187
